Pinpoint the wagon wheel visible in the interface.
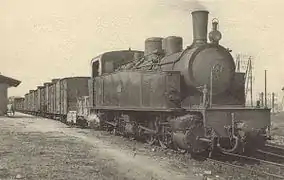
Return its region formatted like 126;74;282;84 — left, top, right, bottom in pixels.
111;116;119;136
112;128;118;136
158;127;173;149
144;120;159;145
146;134;156;145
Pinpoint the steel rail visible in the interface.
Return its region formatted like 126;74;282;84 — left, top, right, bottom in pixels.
222;151;284;168
257;149;284;159
207;158;284;179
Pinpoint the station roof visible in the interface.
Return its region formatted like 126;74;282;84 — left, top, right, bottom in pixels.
0;74;21;87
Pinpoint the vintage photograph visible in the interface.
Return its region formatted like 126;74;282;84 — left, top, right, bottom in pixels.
1;0;284;179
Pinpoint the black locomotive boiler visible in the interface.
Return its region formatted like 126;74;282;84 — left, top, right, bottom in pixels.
88;10;271;155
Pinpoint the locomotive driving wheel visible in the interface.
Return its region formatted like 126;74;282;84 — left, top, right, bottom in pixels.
171;114;209;154
186;122;208;154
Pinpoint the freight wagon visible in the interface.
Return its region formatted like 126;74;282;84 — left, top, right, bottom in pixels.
58;77;90;122
8;97;25;112
24;93;28;113
44;82;51;115
46;79;59;118
20;77;90;122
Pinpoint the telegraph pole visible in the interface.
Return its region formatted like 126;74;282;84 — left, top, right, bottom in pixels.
248;57;253;106
272;92;275;113
244;56;253;106
264;70;267;108
236;54;254;106
236;54;241;72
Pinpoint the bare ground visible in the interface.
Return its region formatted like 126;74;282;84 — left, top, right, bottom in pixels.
0;113;205;180
270;112;284;144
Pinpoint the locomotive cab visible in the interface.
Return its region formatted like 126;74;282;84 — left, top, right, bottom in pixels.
91;50;144;78
92;59;100;77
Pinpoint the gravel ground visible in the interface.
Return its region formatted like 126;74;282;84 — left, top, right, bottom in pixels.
0;113;206;180
2;112;282;180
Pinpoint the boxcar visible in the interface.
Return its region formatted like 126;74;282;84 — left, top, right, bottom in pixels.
24;93;28;113
39;86;45;114
44;82;51;116
26;91;32;114
34;88;39;114
48;79;60;117
55;79;61;115
35;86;45;115
59;77;90;121
48;83;53;114
31;90;37;114
28;90;34;113
10;97;25;112
16;97;25;112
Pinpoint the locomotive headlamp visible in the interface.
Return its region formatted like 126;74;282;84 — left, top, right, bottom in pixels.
211;31;222;41
209;18;222;44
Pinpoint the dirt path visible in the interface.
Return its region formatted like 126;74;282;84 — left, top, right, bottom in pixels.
0;113;202;180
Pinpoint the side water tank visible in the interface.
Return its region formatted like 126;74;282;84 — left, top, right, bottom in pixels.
144;37;163;56
164;36;183;55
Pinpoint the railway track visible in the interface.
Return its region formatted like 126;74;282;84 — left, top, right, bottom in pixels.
260;143;284;157
206;157;284;179
209;149;284;179
222;151;284;168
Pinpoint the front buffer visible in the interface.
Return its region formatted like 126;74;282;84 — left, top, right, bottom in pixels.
170;107;271;155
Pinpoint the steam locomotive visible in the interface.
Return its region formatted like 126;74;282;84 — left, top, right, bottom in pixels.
15;10;271;155
88;10;271;155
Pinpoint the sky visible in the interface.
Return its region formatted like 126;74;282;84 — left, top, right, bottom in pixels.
1;0;283;101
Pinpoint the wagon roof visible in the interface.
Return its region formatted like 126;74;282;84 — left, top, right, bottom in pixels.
0;74;21;87
9;96;24;100
60;76;90;80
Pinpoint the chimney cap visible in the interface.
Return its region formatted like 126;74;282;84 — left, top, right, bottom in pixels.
191;10;209;14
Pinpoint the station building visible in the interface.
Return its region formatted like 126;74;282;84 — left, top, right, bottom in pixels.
0;74;21;115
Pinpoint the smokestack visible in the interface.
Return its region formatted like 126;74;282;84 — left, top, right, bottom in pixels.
191;10;209;45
